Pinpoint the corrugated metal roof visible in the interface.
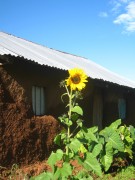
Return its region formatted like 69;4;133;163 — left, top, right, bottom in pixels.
0;31;135;89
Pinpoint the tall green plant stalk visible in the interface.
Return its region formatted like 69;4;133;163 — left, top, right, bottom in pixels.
55;68;88;157
65;85;72;156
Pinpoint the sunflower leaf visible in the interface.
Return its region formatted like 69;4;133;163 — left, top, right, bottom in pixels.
71;106;83;116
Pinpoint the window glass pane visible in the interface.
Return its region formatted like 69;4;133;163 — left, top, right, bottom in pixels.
118;98;126;119
93;92;103;129
32;86;45;115
40;87;45;115
35;86;41;115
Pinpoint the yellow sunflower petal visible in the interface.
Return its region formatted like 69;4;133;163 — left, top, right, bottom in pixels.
66;68;88;91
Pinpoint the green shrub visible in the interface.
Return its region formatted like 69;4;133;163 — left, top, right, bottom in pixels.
31;68;135;180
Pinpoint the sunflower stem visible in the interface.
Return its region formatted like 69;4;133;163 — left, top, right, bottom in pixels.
65;84;70;97
66;87;72;156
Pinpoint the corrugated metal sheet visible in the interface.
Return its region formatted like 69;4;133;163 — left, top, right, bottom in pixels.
0;31;135;89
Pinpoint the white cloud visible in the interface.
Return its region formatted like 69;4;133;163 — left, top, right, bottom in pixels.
99;12;108;18
113;1;135;32
111;1;122;13
119;0;129;3
126;21;135;31
111;0;130;13
114;13;132;23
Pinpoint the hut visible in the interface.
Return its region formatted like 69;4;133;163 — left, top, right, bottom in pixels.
0;31;135;129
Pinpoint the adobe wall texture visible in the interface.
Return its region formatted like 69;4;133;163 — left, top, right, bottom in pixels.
126;92;135;125
0;58;67;117
102;83;135;127
0;59;64;168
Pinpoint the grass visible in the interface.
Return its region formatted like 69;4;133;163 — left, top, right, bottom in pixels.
97;166;135;180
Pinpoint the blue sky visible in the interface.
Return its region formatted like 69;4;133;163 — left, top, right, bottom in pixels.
0;0;135;81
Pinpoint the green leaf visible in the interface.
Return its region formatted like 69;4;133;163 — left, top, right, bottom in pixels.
98;136;105;145
83;127;98;143
100;142;113;171
54;134;61;146
71;106;83;116
125;136;133;144
65;119;72;127
30;172;53;180
48;149;63;170
100;127;124;151
69;138;82;153
92;143;102;157
109;131;124;151
74;169;93;180
88;141;96;152
71;113;79;122
109;119;121;130
71;94;75;99
76;119;83;127
54;162;72;179
84;152;102;177
124;146;133;159
118;126;127;135
79;144;87;153
88;126;99;133
129;125;135;140
76;130;84;139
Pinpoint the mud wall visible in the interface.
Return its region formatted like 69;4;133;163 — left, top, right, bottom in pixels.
102;85;135;127
0;58;64;168
0;58;67;117
126;92;135;126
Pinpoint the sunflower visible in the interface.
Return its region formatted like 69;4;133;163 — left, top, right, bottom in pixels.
66;68;88;91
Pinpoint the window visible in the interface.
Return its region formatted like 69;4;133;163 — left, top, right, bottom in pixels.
118;98;126;119
32;86;45;115
93;91;103;129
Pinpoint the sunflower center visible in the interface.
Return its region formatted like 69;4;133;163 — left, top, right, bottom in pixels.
71;75;81;84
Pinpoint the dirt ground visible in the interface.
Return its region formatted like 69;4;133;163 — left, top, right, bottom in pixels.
0;160;52;179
